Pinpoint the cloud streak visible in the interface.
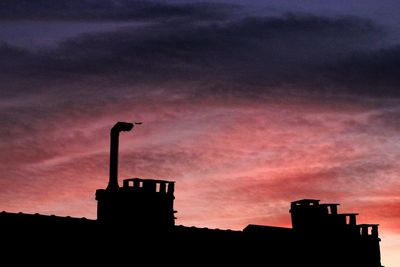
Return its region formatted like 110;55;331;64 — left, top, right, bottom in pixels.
0;0;236;21
0;14;389;97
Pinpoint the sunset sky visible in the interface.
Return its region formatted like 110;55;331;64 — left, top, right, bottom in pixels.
1;1;400;265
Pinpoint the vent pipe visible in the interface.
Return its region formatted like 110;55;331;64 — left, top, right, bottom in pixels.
107;122;134;190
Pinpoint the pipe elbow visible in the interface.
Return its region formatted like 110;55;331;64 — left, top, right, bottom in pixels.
112;122;134;133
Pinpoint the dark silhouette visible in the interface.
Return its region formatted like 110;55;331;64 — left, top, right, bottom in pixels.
98;121;175;228
107;121;134;190
0;122;383;266
96;178;176;228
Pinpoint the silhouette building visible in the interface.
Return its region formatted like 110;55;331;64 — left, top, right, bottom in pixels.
0;122;383;266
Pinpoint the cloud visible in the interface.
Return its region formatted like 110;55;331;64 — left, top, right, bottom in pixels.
0;13;390;102
0;0;235;21
326;45;400;96
1;2;400;248
1;87;400;235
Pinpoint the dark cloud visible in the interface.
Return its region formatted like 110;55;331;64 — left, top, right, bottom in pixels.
0;0;235;21
51;14;384;74
325;45;400;96
0;43;32;72
1;14;390;100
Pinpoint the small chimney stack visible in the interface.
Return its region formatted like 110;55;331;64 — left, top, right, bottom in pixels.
97;121;176;227
107;122;134;190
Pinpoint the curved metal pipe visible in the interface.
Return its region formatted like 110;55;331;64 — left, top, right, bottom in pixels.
107;122;134;190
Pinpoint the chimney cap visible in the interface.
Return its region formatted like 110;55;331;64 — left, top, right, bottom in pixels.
291;199;320;205
123;177;175;183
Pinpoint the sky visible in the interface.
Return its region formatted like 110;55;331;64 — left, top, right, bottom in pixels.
1;0;400;265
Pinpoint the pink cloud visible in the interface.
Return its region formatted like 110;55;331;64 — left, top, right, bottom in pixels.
1;91;400;265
